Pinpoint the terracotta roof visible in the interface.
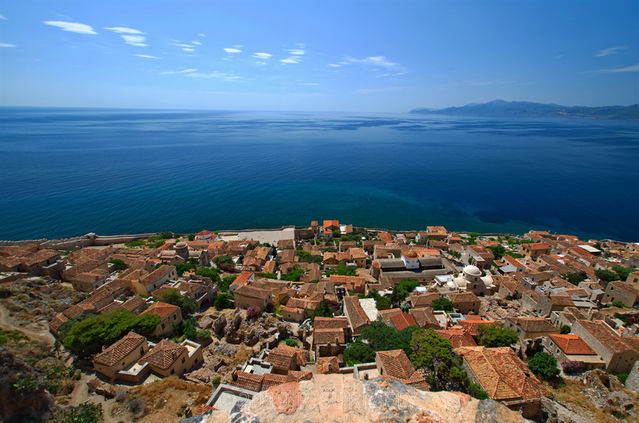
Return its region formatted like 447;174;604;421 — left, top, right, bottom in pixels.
140;339;187;370
287;297;320;311
458;320;497;337
390;313;418;331
323;220;340;229
268;345;307;370
526;243;551;251
262;373;288;389
141;301;180;319
231;271;254;289
286;371;313;382
377;349;417;379
448;292;479;304
343;296;370;332
607;281;639;298
409;307;440;328
378;232;393;243
409;293;440;307
122;295;147;312
313;328;347;345
314;317;350;330
435;327;477;348
512;317;558;334
549;334;596;355
456;346;549;401
233;371;263;392
94;331;146;367
317;356;340;374
576;320;637;354
234;285;272;301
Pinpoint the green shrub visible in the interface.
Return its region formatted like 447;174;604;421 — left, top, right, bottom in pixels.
343;341;375;366
612;301;627;309
124;240;145;248
468;383;489;400
476;325;518;347
527;352;560;380
108;259;127;271
285;338;298;347
432;297;453;311
56;403;103;423
156;288;197;316
560;325;571;334
214;293;233;310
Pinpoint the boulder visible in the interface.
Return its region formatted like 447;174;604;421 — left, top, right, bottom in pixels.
213;314;227;337
215;342;237;357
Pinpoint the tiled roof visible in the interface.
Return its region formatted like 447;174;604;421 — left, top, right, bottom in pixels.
409;293;440;307
287;297;320;310
608;281;639;298
123;295;147;312
317;356;340;374
231;271;254;289
94;331;146;367
513;317;558;334
576;320;637;354
548;295;575;307
390;313;418;331
456;346;549;401
526;243;551;251
262;373;288;389
233;371;264;392
98;302;125;314
549;334;596;355
376;349;417;380
268;345;306;370
140;339;186;370
435;327;477;348
313;328;346;345
409;307;440;328
234;285;272;301
314;317;350;330
141;301;179;319
448;292;479;304
458;320;497;337
343;296;370;332
286;371;313;382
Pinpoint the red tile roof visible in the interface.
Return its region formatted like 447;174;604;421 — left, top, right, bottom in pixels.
141;301;179;319
231;271;254;290
390;313;418;331
140;339;187;370
93;331;146;367
435;327;477;348
549;334;596;355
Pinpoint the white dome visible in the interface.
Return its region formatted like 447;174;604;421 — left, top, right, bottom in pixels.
463;265;482;277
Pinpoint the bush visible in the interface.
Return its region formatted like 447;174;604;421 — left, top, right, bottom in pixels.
212;376;221;385
218;275;237;292
175;262;196;276
214;293;233;310
617;373;628;384
108;259;127;271
560;325;571;334
247;306;262;319
527;352;560;380
410;328;468;391
432;297;453;312
156;288;198;316
281;267;304;282
128;398;146;419
612;301;627;309
57;403;103;423
61;310;160;357
596;269;619;284
476;325;518;347
390;279;420;304
326;262;357;276
562;272;586;285
343;341;375;366
285;338;298;347
468;383;489;400
195;266;221;282
561;360;584;374
124;240;145;247
613;266;635;281
312;301;334;320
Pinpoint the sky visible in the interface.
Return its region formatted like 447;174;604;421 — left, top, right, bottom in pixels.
0;0;637;112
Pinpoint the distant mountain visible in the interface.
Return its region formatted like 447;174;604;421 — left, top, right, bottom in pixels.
410;100;639;120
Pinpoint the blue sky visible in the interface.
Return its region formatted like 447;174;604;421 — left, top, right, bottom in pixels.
0;0;637;112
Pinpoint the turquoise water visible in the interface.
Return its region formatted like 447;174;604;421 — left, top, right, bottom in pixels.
1;108;638;241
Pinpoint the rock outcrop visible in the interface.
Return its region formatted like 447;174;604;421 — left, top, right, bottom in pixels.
202;374;530;423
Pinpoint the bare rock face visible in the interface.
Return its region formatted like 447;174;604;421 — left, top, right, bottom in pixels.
225;314;242;336
203;375;530;423
214;342;237;357
213;314;227;337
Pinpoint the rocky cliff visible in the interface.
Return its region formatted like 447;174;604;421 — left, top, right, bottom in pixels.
197;375;530;423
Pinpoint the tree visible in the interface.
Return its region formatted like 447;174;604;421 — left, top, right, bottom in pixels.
61;310;160;357
476;325;518;347
343;341;375;366
108;259;127;271
613;266;635;281
218;275;237;292
312;301;335;320
488;245;506;259
327;262;357;276
562;272;586;285
156;288;197;316
527;352;560;380
409;328;467;391
281;267;304;282
375;296;391;310
432;297;453;312
195;266;221;282
596;269;619;284
390;279;420;304
560;325;571;334
468;383;489;400
175;262;196;276
214;293;232;310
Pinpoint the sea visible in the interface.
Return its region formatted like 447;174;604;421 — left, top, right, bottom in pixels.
1;107;638;242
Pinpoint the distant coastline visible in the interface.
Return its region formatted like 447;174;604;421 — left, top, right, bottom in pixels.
410;100;639;120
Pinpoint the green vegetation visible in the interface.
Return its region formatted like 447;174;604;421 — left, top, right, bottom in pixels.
612;301;628;309
613;265;635;281
61;310;160;357
432;297;454;312
448;250;461;259
488;245;506;259
218;275;237;292
343;341;375;366
176;318;210;343
596;269;619;284
281;267;305;282
296;249;323;264
617;373;628;384
146;240;165;248
527;352;560;380
156;288;197;316
312;301;335;320
258;272;278;279
108;258;127;271
390;279;419;304
55;403;103;423
476;325;518;347
175;262;197;276
560;325;571;334
285;338;298;347
195;266;221;282
357;320;418;355
0;329;27;344
214;293;233;310
562;272;587;285
326;262;357;276
147;232;173;241
124;240;145;247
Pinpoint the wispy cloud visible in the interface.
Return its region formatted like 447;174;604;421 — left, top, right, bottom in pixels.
358;86;402;94
0;42;16;48
299;82;319;86
134;54;160;59
199;33;206;37
224;47;242;54
191;41;202;46
173;42;195;52
0;13;7;20
253;52;272;59
44;20;97;35
122;34;147;47
597;63;639;73
160;68;198;75
104;26;144;34
596;46;628;57
280;56;301;64
288;49;305;56
343;56;405;77
185;71;241;81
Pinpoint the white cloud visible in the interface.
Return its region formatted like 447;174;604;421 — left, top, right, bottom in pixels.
122;34;147;47
224;47;242;53
596;46;628;57
344;56;405;77
44;20;97;35
104;26;144;34
199;33;206;37
0;13;7;20
0;42;15;48
183;48;194;52
598;63;639;73
160;68;198;75
300;82;319;86
288;49;305;55
185;71;241;81
191;41;202;46
253;52;272;59
328;63;341;67
134;54;160;59
280;57;301;64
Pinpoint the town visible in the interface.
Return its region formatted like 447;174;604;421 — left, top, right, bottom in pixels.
1;221;639;422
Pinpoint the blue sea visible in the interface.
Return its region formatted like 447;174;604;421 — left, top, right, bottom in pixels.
1;107;638;242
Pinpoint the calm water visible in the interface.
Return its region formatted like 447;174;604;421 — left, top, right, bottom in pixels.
1;107;638;241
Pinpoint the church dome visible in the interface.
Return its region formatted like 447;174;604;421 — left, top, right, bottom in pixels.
403;250;418;259
175;241;187;249
463;265;481;277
